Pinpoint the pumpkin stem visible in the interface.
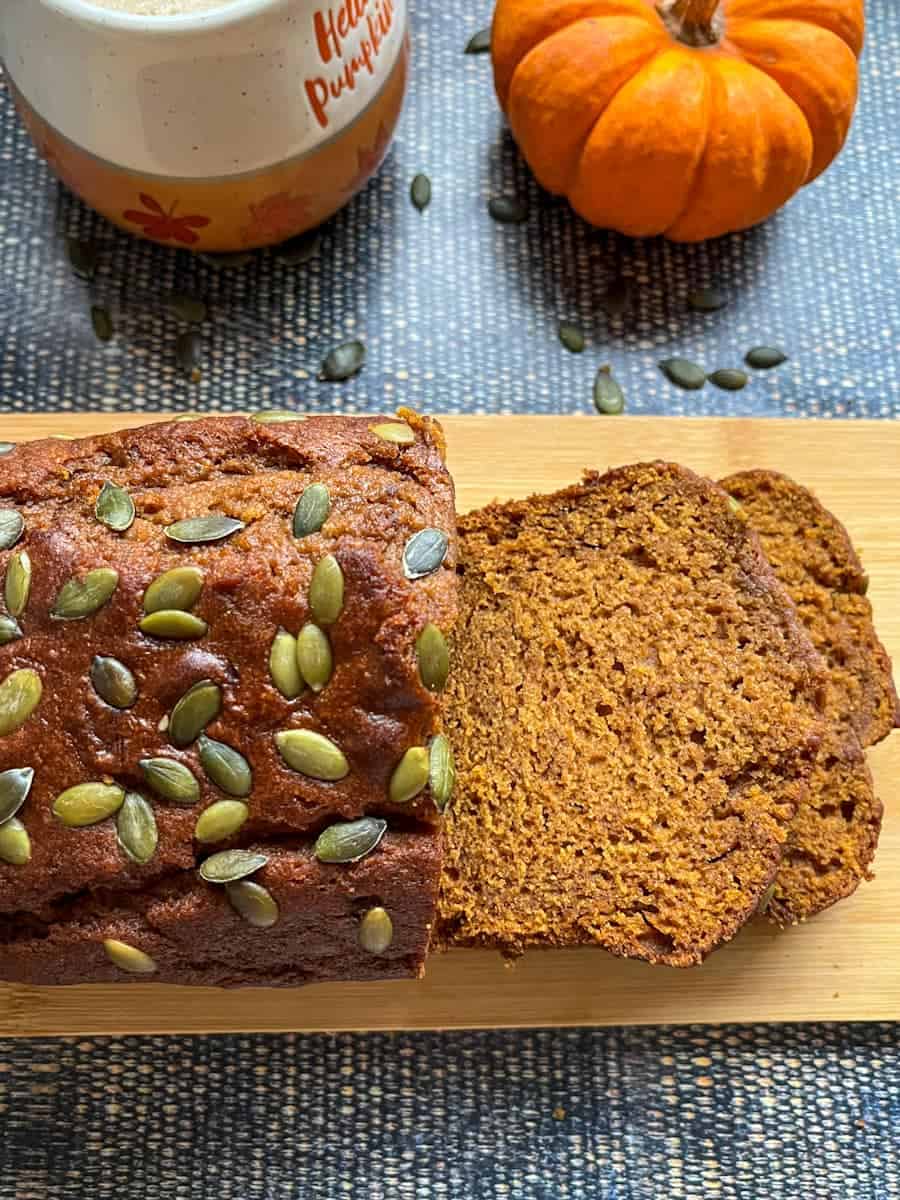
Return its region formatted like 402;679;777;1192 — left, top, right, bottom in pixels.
657;0;722;47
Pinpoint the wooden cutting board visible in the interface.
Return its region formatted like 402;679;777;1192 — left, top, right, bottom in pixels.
0;414;897;1036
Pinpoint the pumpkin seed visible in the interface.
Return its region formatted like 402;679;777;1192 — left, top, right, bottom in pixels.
91;305;114;342
309;554;344;625
709;368;748;392
0;669;42;736
0;615;22;646
116;792;158;865
602;276;631;316
0;818;31;866
727;495;744;518
198;735;252;797
403;528;449;580
143;565;204;613
139;757;200;805
164;515;245;544
411;174;432;211
51;568;119;620
5;549;31;617
167;292;207;324
176;331;203;377
90;655;138;709
172;413;205;423
225;880;279;928
860;573;870;596
415;623;450;692
429;734;456;811
659;357;706;390
593;365;625;415
199;251;254;271
0;767;34;825
53;781;125;827
269;627;303;700
389;746;429;805
369;422;415;445
103;939;157;975
293;483;331;538
67;237;98;280
745;346;788;370
296;623;333;692
169;680;222;747
0;510;24;551
199;848;268;883
274;229;321;265
194;798;249;843
0;444;15;456
488;196;528;225
359;906;393;954
687;286;727;313
139;609;208;639
756;882;776;914
275;729;349;780
464;27;490;53
315;816;387;863
94;481;135;532
320;340;366;382
252;409;305;424
558;323;585;354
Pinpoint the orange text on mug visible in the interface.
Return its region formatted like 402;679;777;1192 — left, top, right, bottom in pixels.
306;0;397;129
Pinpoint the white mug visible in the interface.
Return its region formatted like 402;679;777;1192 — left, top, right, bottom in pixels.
1;0;409;249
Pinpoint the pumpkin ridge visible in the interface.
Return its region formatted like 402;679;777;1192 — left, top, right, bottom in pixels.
722;0;864;56
662;55;717;237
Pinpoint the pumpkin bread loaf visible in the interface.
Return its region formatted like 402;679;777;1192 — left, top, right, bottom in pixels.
721;470;899;925
439;463;826;967
0;413;457;986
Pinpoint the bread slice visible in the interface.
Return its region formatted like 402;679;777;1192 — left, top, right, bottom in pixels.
721;470;899;924
439;463;826;967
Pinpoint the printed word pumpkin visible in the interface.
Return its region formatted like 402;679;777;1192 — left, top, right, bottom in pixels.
491;0;864;241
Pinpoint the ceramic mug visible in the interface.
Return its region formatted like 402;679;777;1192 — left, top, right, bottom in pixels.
1;0;408;250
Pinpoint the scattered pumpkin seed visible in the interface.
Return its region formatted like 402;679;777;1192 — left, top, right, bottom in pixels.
745;346;788;370
90;655;138;709
198;735;252;798
320;340;366;382
659;357;706;390
194;798;249;843
51;568;119;620
91;305;114;342
602;276;631;316
269;628;303;700
274;229;321;265
0;444;15;456
164;515;245;544
314;816;387;863
359;906;393;954
558;323;585;354
53;781;125;828
0;767;34;825
176;331;203;377
0;669;42;736
464;27;491;53
389;746;430;805
116;792;158;865
369;421;415;445
225;880;279;928
488;196;528;225
296;623;333;692
199;848;268;883
167;292;207;324
416;623;450;692
139;609;208;639
709;368;749;392
0;616;23;646
429;734;456;811
757;881;776;914
403;528;449;580
293;483;331;538
169;680;222;747
309;554;344;625
94;481;135;532
139;757;200;805
5;549;31;617
143;565;204;613
198;250;254;271
275;729;349;781
687;286;727;313
0;510;24;552
0;818;30;866
411;174;432;211
593;365;625;415
103;939;157;975
67;237;98;280
252;409;305;424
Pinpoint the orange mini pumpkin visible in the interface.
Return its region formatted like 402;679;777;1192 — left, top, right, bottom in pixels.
491;0;864;241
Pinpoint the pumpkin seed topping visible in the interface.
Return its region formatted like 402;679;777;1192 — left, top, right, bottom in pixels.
659;358;706;390
140;610;208;640
95;481;135;532
5;550;31;617
139;757;200;806
194;798;250;843
309;554;344;625
416;623;450;692
314;817;387;863
369;422;415;445
359;906;393;954
53;782;125;828
225;880;279;927
389;747;429;805
0;669;42;736
198;735;252;797
275;729;349;781
0;616;22;646
0;510;24;551
164;515;245;544
199;848;268;883
116;792;158;865
0;444;15;457
429;735;456;811
296;623;333;692
293;483;331;538
51;568;119;620
0;818;31;866
143;565;204;613
104;939;157;975
252;409;306;424
90;656;138;709
403;528;448;580
0;767;34;825
269;628;303;700
168;680;222;748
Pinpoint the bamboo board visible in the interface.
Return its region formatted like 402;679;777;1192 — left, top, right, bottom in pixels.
0;414;897;1036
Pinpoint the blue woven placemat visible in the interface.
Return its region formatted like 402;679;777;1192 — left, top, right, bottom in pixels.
0;1;898;417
